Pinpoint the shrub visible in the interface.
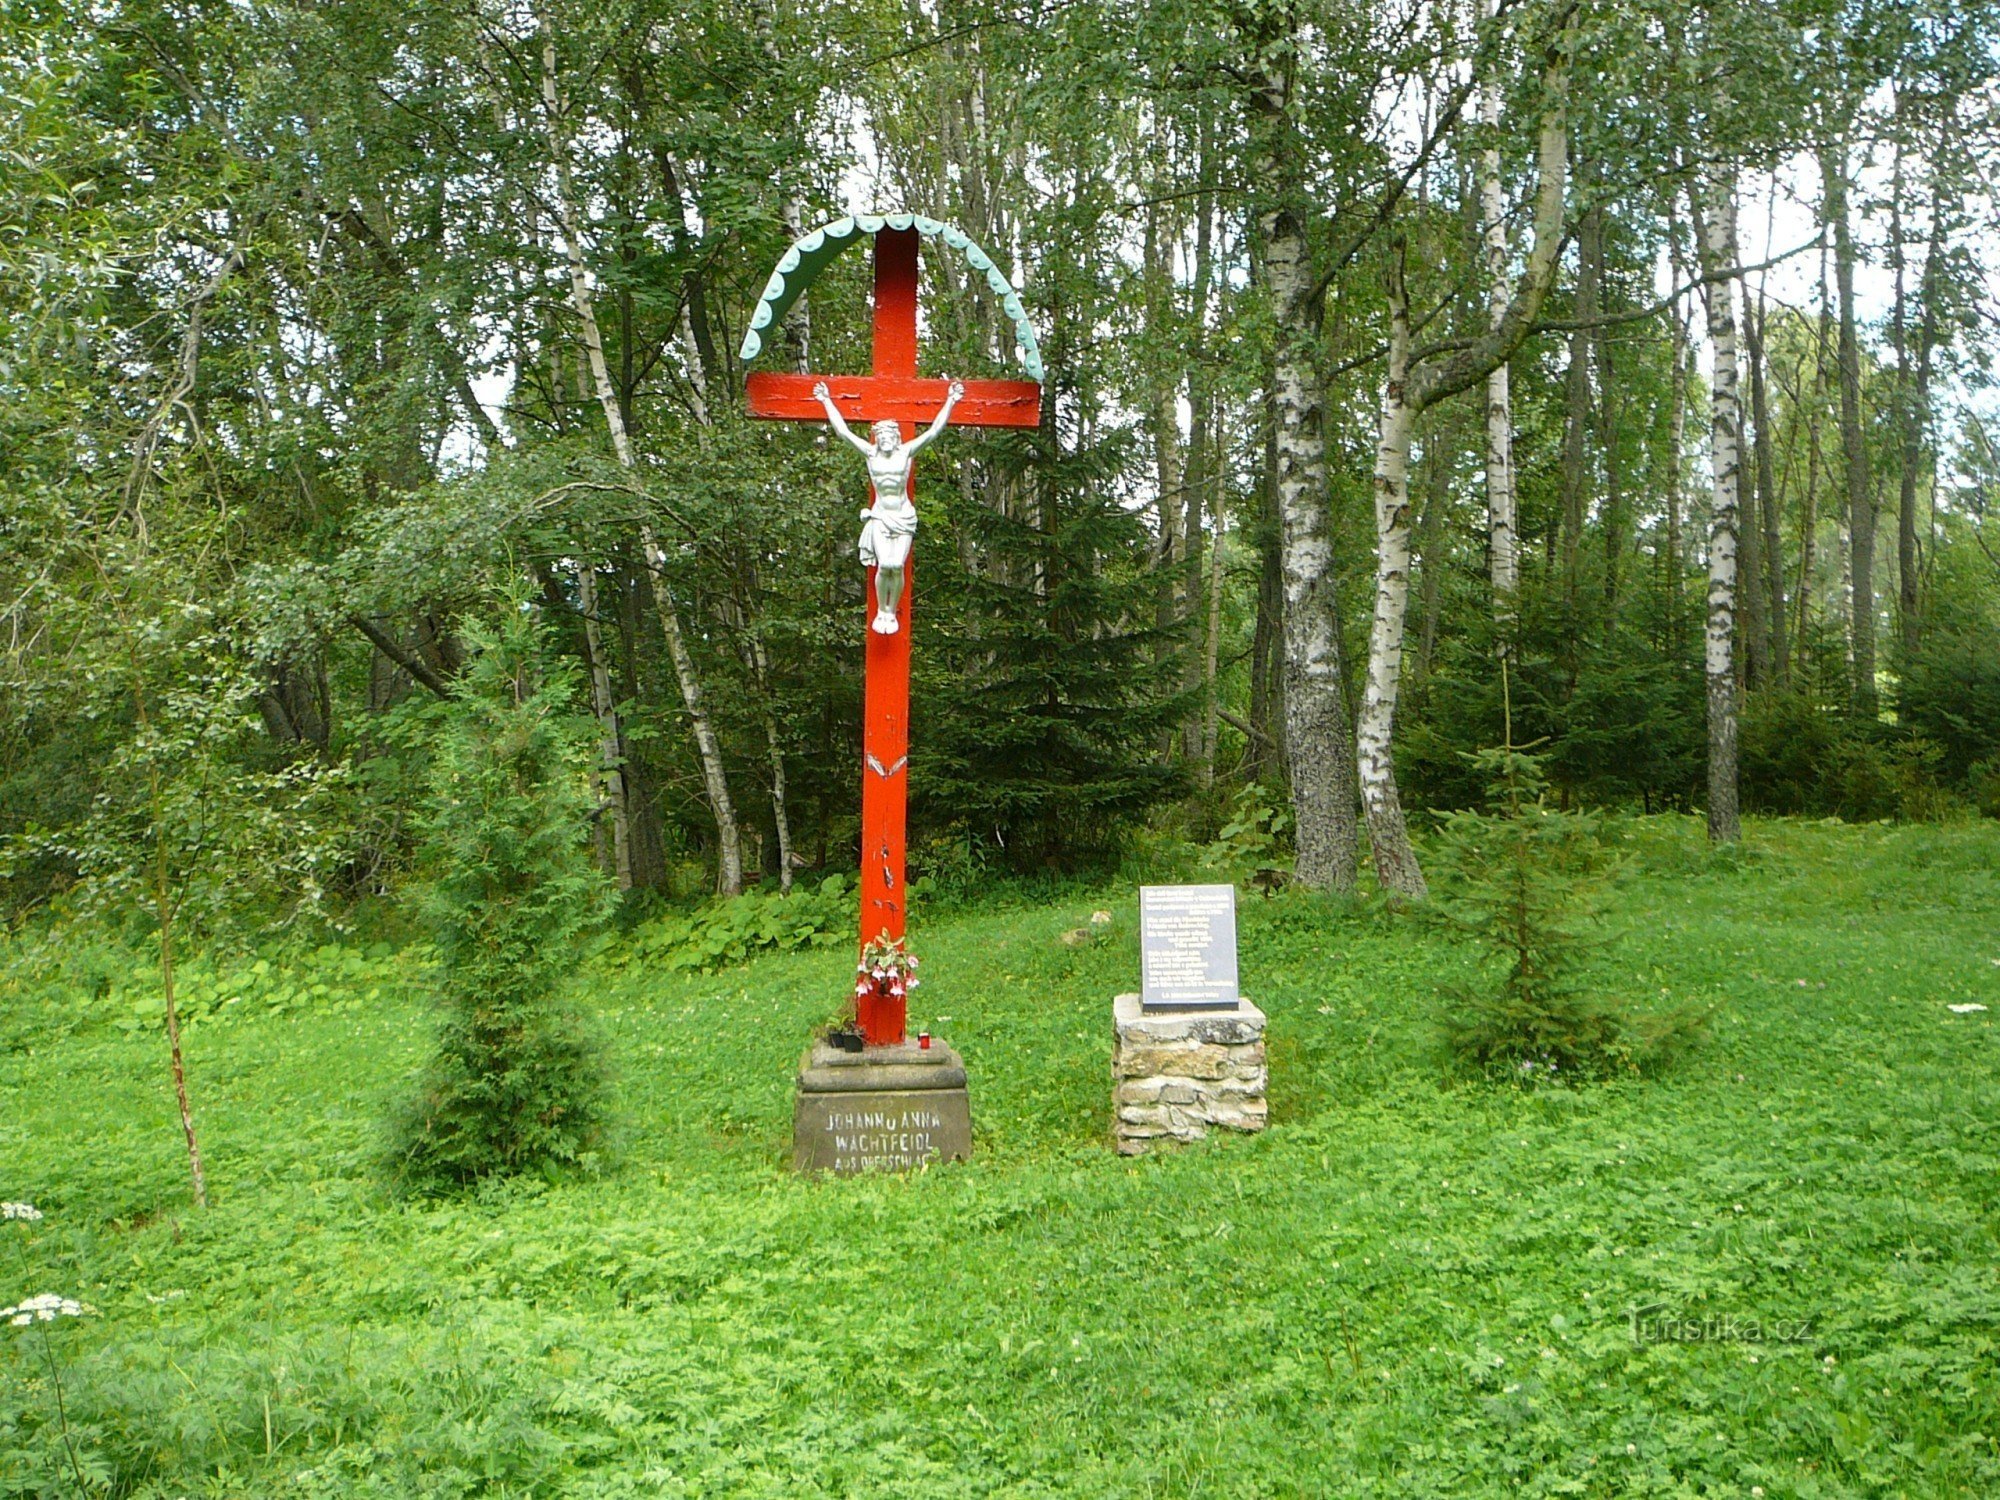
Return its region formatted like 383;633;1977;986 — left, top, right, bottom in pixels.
1430;733;1699;1082
394;611;612;1188
1899;625;2000;786
612;875;854;973
1199;781;1293;889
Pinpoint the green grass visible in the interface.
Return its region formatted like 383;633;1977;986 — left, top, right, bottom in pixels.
4;818;2000;1497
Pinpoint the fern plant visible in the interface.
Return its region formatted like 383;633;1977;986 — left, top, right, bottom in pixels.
396;610;612;1186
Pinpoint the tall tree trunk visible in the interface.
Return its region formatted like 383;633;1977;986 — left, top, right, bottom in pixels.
1202;447;1228;784
1182;156;1218;761
1248;35;1358;893
1665;293;1689;654
1747;296;1788;682
1825;145;1876;715
1355;9;1570;898
574;564;632;889
1415;412;1451;677
1797;256;1833;647
748;631;795;892
613;558;670;891
1737;416;1770;690
1595;272;1627;614
1248;375;1284;785
1357;262;1427;897
1144;196;1186;761
1477;0;1518;635
1559;200;1601;604
540;20;743;894
1891;137;1944;665
1692;174;1742;843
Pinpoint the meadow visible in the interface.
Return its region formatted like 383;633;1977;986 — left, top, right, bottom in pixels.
4;817;1999;1498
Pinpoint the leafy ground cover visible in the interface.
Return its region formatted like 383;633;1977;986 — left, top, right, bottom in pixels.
3;818;1999;1497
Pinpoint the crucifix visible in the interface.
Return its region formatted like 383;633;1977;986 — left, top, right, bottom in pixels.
744;217;1041;1046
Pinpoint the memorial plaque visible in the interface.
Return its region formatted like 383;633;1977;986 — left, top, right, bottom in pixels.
1139;884;1239;1011
792;1039;972;1174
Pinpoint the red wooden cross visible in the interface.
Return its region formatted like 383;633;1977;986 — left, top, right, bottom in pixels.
745;225;1041;1046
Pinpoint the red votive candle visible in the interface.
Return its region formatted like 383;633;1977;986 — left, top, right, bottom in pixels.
918;1031;931;1050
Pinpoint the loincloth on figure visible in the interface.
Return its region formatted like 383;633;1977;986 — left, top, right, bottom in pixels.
859;498;917;569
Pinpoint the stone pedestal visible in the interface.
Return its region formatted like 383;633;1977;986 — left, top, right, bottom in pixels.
1111;993;1267;1156
793;1039;972;1174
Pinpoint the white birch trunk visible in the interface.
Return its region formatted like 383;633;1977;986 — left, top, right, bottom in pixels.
1693;174;1743;843
540;23;743;893
1478;0;1519;624
1201;465;1227;785
1665;270;1689;640
1352;16;1569;899
1356;278;1428;899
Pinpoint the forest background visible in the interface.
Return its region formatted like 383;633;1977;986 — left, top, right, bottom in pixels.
3;0;1999;939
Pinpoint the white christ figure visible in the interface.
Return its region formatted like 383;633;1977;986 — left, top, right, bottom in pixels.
814;378;964;633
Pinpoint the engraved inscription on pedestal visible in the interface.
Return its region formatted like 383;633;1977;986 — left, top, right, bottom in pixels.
793;1039;972;1174
1139;884;1239;1011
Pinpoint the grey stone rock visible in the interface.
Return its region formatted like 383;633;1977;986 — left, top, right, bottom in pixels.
1114;992;1267;1045
1109;993;1268;1157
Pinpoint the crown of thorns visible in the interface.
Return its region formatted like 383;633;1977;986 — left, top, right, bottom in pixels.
871;419;901;442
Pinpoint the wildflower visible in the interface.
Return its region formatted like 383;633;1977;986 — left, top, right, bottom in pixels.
1626;1444;1637;1456
0;1203;41;1222
2;1294;93;1325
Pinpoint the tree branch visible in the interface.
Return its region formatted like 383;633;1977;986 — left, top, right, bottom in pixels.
350;616;452;698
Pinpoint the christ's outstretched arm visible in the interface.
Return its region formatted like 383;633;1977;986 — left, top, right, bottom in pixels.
814;381;874;456
903;379;965;457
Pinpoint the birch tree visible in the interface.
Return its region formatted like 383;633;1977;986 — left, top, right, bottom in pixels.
1354;4;1573;899
1823;143;1877;717
1691;173;1743;843
536;16;745;895
1477;0;1519;634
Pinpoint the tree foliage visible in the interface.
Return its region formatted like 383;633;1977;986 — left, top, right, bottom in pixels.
396;610;612;1187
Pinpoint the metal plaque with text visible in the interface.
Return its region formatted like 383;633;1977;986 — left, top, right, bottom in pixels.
1139;884;1239;1011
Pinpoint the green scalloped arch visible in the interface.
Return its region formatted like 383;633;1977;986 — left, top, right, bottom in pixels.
737;212;1044;384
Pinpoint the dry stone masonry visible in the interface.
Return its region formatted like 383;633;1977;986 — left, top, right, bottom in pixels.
1111;993;1268;1155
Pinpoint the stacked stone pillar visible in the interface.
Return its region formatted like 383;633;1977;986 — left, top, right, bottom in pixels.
1111;993;1268;1156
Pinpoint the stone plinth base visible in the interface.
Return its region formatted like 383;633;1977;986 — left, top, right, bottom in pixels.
793;1039;971;1174
1112;993;1267;1156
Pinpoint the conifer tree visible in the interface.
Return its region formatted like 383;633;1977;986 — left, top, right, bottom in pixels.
399;609;612;1186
